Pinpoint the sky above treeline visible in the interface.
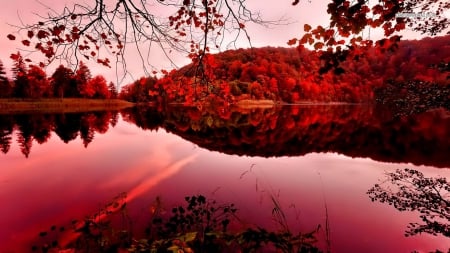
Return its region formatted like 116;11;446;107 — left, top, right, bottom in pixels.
0;0;448;87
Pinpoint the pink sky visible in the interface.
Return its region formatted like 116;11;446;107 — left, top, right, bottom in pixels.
0;0;447;88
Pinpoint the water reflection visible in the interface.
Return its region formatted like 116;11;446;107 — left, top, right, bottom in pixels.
124;105;450;168
368;168;449;237
0;111;119;157
0;106;448;252
2;105;448;168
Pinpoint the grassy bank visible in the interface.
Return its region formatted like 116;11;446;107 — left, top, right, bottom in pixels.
0;98;134;114
234;99;276;109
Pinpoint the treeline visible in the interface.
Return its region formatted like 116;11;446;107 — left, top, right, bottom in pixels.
0;52;118;99
0;111;119;157
120;35;449;104
2;36;449;105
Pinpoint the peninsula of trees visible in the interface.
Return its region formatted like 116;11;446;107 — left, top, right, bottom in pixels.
120;35;449;109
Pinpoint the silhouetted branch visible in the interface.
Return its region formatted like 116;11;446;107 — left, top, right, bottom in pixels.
367;168;450;237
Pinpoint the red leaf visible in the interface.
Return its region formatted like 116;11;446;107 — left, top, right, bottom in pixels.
27;31;34;39
37;30;48;39
22;40;31;46
304;24;312;32
287;38;297;46
7;34;16;40
10;53;19;60
52;27;62;36
314;42;324;50
299;34;310;44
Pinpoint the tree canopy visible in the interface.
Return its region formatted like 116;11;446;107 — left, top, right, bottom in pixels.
1;53;115;99
5;0;450;77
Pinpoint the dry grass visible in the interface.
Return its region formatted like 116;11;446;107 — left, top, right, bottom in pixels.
235;99;276;109
0;98;134;114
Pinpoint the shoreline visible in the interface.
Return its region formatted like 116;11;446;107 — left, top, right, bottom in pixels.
0;98;134;114
234;99;276;109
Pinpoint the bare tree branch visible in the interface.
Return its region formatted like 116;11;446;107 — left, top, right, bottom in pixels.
8;0;273;83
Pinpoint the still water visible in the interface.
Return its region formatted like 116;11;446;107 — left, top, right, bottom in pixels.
0;105;449;252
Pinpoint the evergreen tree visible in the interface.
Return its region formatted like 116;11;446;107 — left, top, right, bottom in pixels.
11;52;28;98
75;61;92;98
108;81;118;99
51;65;75;98
0;60;12;98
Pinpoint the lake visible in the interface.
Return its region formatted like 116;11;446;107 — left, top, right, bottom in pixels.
0;105;449;252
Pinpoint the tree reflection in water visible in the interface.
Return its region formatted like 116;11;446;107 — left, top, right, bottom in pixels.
0;110;119;157
1;106;448;252
367;168;449;237
123;105;450;168
1;106;449;169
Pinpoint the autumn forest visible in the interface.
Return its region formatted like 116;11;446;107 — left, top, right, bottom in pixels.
1;35;449;111
121;35;450;108
0;55;117;100
1;0;450;251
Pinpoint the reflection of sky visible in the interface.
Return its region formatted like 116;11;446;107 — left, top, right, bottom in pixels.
0;116;449;252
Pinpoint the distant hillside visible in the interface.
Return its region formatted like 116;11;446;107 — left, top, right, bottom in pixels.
120;35;450;106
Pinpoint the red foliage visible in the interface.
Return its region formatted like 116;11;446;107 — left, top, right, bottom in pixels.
86;75;109;98
118;35;449;106
7;34;16;40
27;65;51;98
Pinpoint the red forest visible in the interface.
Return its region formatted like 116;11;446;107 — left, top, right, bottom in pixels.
120;35;449;106
1;35;449;107
0;56;117;99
